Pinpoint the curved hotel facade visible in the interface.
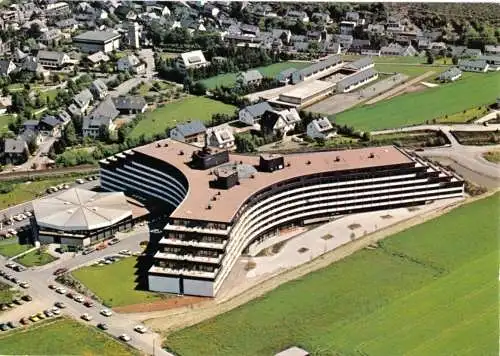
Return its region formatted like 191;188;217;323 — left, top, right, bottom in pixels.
99;140;464;297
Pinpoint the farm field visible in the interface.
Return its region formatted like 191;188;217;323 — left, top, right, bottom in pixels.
72;257;165;307
129;96;236;139
165;193;499;356
0;318;139;356
0;174;90;210
332;72;500;131
14;249;57;267
200;61;312;89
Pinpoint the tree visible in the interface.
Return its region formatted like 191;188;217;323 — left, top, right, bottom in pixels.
27;137;38;155
98;124;110;142
426;51;435;65
190;81;207;96
452;55;459;65
362;132;371;141
235;133;256;153
62;121;77;147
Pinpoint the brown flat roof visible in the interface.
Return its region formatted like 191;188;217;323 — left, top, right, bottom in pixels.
133;141;412;223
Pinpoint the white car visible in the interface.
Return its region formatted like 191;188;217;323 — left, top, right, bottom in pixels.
24;211;33;217
19;282;30;288
134;325;147;334
74;295;85;303
7;229;17;235
119;250;132;256
56;287;67;294
119;334;131;342
81;313;92;321
63;184;70;189
100;309;113;317
76;179;85;184
51;307;61;315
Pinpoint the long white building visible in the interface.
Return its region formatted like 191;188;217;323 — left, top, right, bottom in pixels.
99;140;464;297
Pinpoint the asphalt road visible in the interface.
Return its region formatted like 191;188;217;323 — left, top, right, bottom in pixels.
0;227;173;356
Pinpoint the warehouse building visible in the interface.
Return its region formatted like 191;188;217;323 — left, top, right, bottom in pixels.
73;31;121;53
100;139;464;297
273;80;335;107
336;68;379;93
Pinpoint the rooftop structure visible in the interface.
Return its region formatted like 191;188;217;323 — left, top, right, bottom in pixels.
276;80;335;107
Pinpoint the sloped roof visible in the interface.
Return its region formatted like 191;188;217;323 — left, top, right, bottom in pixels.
173;120;206;137
4;138;27;153
243;102;273;118
33;188;132;231
239;69;263;82
337;68;378;88
112;95;147;110
74;89;93;108
344;57;373;71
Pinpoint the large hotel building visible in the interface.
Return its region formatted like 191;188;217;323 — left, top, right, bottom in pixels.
99;140;464;297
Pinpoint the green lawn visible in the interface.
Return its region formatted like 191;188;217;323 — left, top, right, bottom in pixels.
0;242;33;258
343;54;426;64
129;96;236;139
165;193;499;356
483;150;500;163
0;318;139;355
72;257;164;307
0;114;14;134
14;249;57;267
0;281;16;304
375;63;447;77
331;72;500;131
200;61;312;89
435;106;490;124
0;174;91;210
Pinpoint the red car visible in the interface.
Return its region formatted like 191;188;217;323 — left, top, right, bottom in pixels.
53;268;68;276
66;292;74;299
84;300;94;308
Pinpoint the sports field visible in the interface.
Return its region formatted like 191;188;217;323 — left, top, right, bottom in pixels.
165;193;499;356
129;96;236;139
332;72;500;131
72;257;165;307
0;318;138;355
200;61;312;89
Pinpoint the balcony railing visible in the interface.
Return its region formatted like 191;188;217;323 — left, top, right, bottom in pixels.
164;223;231;236
149;265;217;279
154;251;222;264
159;237;227;250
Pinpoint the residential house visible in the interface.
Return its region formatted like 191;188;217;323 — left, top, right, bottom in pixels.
417;38;431;50
0;60;16;76
333;34;353;50
169;120;207;145
83;98;119;138
36;50;70;69
239;102;273;126
240;24;260;37
461;48;482;58
458;59;489;73
90;79;108;99
21;120;39;133
237;70;263;87
72;31;121;53
261;108;301;136
117;54;145;74
339;21;357;36
437;67;462;82
207;126;235;149
38;115;62;137
86;51;110;67
19;128;43;146
272;29;292;44
73;89;94;114
176;50;209;73
286;10;309;23
38;29;63;46
44;2;70;17
3;138;28;165
57;110;72;127
55;18;79;32
336;68;378;93
479;55;500;67
361;48;381;56
380;43;417;56
485;45;500;55
146;5;170;17
449;45;467;58
312;12;332;24
366;24;384;34
350;39;371;53
322;41;341;55
307;117;337;140
306;31;323;43
386;16;405;33
293;42;309;52
112;96;147;114
345;11;361;23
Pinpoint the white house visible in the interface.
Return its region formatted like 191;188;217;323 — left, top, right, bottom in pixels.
208;126;235;149
458;59;489;73
307;117;337;139
176;50;209;73
261;108;301;136
237;70;263;86
438;67;462;82
117;54;145;74
238;102;273;126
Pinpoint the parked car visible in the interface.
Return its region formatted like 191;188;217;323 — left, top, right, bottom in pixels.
6;321;16;329
81;313;92;321
19;282;29;288
5;263;15;269
108;238;120;245
55;301;66;309
83;300;94;308
21;295;32;302
119;334;131;342
36;312;45;320
19;317;29;325
29;315;40;322
82;248;95;255
13;265;25;272
0;304;8;311
65;292;74;299
97;323;109;330
51;307;61;315
53;268;68;276
74;295;85;303
119;250;132;256
7;229;17;235
56;287;67;294
43;310;54;317
0;323;9;331
24;211;32;217
76;179;85;184
100;309;112;317
12;298;22;305
48;284;56;290
134;325;147;334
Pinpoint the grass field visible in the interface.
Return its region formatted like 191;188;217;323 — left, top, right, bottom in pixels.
375;63;446;77
0;317;139;355
0;281;16;304
483;150;500;163
200;61;312;89
0;174;90;210
72;257;164;307
331;72;500;131
434;106;490;124
165;193;499;356
14;249;57;267
129;96;236;139
342;55;426;65
0;241;33;258
0;114;14;134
